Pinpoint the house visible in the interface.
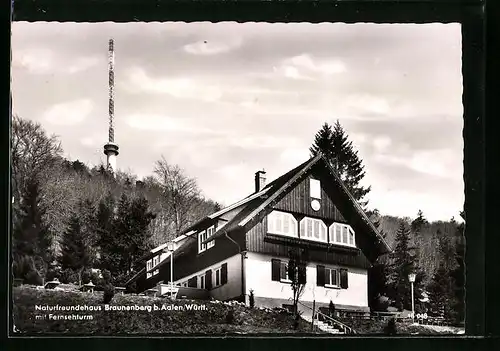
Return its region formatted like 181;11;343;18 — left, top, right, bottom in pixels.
125;153;391;316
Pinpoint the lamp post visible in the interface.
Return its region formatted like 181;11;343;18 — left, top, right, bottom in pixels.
408;273;416;324
167;241;175;300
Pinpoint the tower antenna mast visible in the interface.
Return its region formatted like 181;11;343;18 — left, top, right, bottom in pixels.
103;38;119;174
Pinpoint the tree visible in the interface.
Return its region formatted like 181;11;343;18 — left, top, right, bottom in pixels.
96;193;116;270
427;264;452;318
153;156;203;237
310;121;371;208
58;212;91;285
387;222;419;311
99;194;155;279
368;210;390;311
78;198;100;266
449;218;465;323
287;248;307;328
12;178;54;284
411;210;428;234
11;115;62;208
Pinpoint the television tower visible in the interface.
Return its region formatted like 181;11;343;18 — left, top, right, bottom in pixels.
103;38;119;174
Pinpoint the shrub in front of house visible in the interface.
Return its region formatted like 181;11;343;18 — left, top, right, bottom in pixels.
102;284;115;304
249;289;255;309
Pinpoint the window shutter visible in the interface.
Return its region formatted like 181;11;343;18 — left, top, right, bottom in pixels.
188;276;197;288
205;270;212;290
340;268;349;289
316;265;325;286
298;265;307;284
221;263;228;285
271;259;281;281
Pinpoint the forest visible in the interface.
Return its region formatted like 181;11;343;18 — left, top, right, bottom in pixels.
11;116;464;324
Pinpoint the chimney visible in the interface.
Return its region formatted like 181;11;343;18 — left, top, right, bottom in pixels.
255;170;266;192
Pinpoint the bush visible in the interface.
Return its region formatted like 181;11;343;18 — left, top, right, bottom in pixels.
60;269;79;284
249;289;255;309
46;269;61;282
384;317;397;335
25;270;43;286
225;308;235;324
101;269;112;284
329;300;336;317
103;284;115;304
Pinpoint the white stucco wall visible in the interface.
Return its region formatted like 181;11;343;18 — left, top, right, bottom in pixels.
174;253;242;301
244;252;368;308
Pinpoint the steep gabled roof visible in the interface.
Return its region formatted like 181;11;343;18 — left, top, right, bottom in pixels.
202;153;392;258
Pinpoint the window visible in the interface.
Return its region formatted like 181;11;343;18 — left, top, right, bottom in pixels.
199;275;206;289
329;223;355;247
267;211;298;238
214;267;222;287
199;226;216;253
317;265;348;289
198;230;207;253
182;282;187;287
146;259;153;279
325;268;340;287
207;226;215;249
300;217;327;243
280;262;290;282
151;255;159;276
310;178;321;199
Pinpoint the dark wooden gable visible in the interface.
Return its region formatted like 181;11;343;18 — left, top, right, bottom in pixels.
244;161;373;269
271;163;346;223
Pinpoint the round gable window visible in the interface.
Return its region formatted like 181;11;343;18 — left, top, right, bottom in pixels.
311;199;321;211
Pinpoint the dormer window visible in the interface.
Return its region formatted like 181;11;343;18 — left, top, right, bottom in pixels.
299;217;327;243
198;225;216;253
267;210;298;238
310;178;321;199
146;259;152;279
207;225;215;249
329;223;355;247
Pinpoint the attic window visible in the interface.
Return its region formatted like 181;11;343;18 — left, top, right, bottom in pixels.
267;210;298;238
329;223;355;247
310;178;321;199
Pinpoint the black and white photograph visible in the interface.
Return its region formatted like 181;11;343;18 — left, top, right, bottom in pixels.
10;21;465;335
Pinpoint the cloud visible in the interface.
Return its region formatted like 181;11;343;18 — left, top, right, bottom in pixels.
68;56;100;74
279;147;310;165
80;137;96;147
372;135;392;152
12;48;100;75
374;148;459;179
345;94;391;115
124;67;222;102
408;149;460;178
43;99;93;125
274;54;347;80
183;38;242;55
13;48;54;74
126;114;218;134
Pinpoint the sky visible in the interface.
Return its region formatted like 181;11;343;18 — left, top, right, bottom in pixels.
11;22;464;222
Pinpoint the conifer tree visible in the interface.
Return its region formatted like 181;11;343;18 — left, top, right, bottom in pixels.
12;178;53;284
59;212;91;285
78;198;99;265
368;209;390;311
427;265;450;318
387;222;420;311
411;210;428;234
449;217;465;323
99;194;155;281
310;120;371;208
